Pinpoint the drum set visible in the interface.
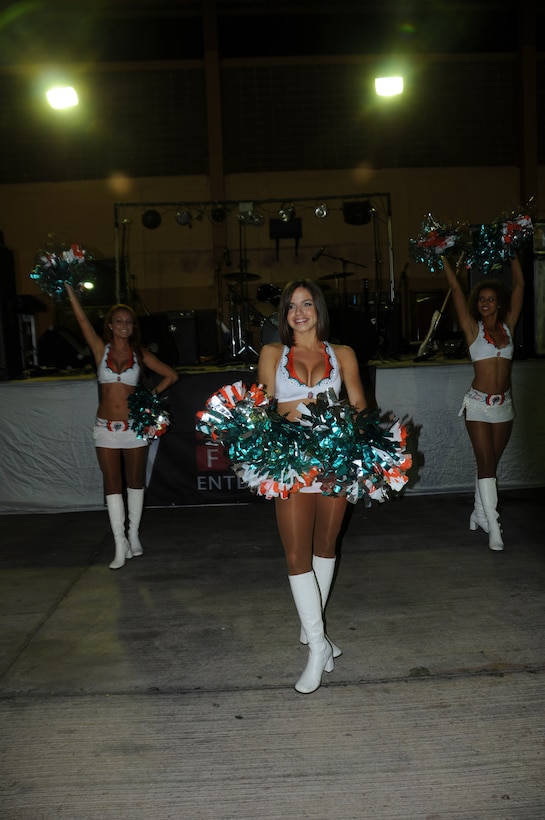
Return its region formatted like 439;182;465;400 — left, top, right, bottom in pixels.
223;263;379;362
223;271;282;361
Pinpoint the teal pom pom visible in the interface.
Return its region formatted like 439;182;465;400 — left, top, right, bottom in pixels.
197;383;411;503
128;384;171;442
30;237;96;300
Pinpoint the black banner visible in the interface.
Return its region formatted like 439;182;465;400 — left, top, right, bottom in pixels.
146;369;256;506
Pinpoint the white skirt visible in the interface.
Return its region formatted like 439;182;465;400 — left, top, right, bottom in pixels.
459;388;515;423
93;418;149;449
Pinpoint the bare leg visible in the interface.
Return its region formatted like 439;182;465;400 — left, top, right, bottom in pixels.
313;495;348;557
96;448;124;495
122;447;148;489
277;493;347;660
275;493;316;575
465;419;513;477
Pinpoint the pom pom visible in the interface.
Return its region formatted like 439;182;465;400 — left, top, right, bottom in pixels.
197;381;319;498
128;384;171;442
466;210;533;274
196;383;412;504
409;214;466;273
30;235;96;300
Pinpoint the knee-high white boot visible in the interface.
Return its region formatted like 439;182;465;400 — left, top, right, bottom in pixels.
477;478;504;551
106;494;131;569
299;556;342;658
469;475;489;533
289;571;334;694
127;488;144;557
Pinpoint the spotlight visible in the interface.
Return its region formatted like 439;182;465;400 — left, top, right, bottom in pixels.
342;201;372;226
175;209;192;226
142;209;161;229
314;202;328;219
278;202;295;222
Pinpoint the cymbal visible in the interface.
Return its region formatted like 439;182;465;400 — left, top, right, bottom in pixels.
319;270;357;281
224;272;260;282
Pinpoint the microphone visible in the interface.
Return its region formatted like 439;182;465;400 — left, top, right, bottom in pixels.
312;246;325;262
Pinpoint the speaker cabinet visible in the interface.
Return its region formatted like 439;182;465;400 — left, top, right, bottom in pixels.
139;312;199;367
168;312;199;365
0;241;23;379
195;309;219;360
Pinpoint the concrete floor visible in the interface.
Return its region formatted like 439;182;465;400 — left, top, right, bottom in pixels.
1;489;544;819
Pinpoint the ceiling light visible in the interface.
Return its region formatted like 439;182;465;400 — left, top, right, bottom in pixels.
375;76;404;97
46;86;78;109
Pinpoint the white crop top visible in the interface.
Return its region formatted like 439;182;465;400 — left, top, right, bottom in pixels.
275;342;342;402
97;344;140;385
469;321;514;363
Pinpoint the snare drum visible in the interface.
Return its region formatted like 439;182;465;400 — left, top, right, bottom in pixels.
260;312;280;345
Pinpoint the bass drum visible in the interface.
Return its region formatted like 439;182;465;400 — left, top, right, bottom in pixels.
260;312;280;345
254;283;282;319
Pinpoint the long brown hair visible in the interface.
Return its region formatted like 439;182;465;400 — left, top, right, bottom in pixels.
102;304;145;368
277;279;330;345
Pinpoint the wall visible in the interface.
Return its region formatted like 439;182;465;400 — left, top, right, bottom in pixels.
1;164;539;347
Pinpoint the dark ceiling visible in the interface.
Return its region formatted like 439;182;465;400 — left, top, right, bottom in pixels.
0;0;539;65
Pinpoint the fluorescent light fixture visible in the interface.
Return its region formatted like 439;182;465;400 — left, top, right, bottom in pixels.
375;76;404;97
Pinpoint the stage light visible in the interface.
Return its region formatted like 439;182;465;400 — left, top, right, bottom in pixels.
237;202;264;227
211;206;227;223
342;201;373;225
175;209;192;226
46;86;78;109
314;202;328;219
375;76;404;96
247;210;265;228
278;202;295;222
142;209;162;229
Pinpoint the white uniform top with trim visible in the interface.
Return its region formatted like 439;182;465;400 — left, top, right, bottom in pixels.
275;341;341;402
469;321;514;362
97;343;140;385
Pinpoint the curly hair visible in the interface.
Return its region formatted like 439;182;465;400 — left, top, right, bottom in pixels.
467;278;511;323
276;279;330;345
